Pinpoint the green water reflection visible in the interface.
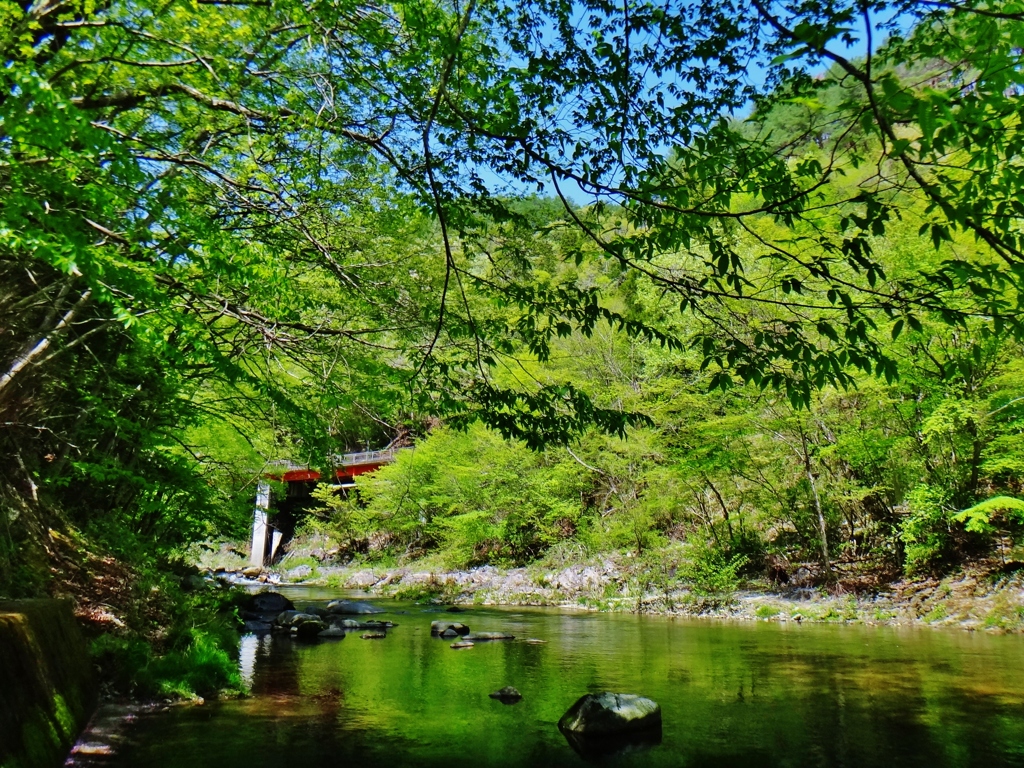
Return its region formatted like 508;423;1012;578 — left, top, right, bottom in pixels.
114;595;1024;767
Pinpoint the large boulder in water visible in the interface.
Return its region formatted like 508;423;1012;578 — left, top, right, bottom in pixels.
247;591;294;613
326;599;385;615
558;693;662;736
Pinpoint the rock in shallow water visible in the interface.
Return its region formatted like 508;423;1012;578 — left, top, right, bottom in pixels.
449;641;474;649
463;632;514;641
558;693;661;736
292;620;328;640
247;591;294;613
275;611;318;627
489;687;522;703
334;618;396;629
430;621;470;636
326;599;385;615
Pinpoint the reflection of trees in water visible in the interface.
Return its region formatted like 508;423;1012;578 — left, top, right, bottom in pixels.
217;615;1024;768
250;634;301;699
235;634;349;746
238;634;259;689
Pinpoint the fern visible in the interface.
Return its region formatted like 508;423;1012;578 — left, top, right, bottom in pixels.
954;497;1024;534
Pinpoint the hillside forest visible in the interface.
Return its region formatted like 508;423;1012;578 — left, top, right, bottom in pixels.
3;0;1024;696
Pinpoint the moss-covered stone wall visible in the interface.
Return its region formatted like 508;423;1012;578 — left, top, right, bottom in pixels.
0;600;96;768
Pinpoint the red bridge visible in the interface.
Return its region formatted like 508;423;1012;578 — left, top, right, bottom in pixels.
251;449;399;566
269;449;399;487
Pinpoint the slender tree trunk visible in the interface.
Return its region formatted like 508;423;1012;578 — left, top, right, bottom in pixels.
966;417;983;496
0;289;91;399
706;476;734;543
695;492;721;547
800;429;832;577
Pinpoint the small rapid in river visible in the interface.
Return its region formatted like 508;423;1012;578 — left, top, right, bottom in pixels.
106;588;1024;767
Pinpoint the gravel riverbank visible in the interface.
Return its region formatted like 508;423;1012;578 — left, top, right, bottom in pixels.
198;545;1024;633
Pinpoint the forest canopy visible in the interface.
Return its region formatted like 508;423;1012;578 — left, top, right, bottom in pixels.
3;0;1024;598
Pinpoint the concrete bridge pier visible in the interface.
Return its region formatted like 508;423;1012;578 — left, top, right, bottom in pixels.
250;480;270;568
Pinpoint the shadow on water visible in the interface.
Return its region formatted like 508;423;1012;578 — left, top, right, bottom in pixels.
106;594;1024;768
560;728;663;762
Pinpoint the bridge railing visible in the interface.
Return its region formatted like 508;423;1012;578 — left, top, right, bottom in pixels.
336;448;398;466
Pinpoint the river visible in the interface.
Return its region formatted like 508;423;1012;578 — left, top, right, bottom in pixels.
108;588;1024;767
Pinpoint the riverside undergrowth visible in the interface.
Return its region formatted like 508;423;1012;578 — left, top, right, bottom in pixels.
1;483;244;701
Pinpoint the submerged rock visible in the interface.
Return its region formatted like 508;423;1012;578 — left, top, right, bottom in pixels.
464;632;514;641
326;599;385;615
243;620;273;633
489;687;522;703
361;632;386;640
317;627;347;639
558;693;661;736
450;641;474;649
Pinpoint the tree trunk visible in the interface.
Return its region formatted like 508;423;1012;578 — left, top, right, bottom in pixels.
0;289;91;399
706;476;734;543
800;430;832;577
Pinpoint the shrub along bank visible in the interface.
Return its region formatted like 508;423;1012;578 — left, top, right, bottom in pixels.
0;483;244;705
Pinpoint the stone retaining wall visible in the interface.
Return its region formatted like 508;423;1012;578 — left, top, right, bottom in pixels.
0;600;96;768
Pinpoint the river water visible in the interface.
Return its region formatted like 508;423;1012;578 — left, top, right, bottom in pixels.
111;588;1024;767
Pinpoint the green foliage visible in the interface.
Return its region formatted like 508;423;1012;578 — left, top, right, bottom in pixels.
680;540;748;604
91;630;239;700
982;597;1024;631
954;497;1024;535
922;604;949;624
335;424;590;567
390;576;463;604
90;585;243;699
901;485;956;575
